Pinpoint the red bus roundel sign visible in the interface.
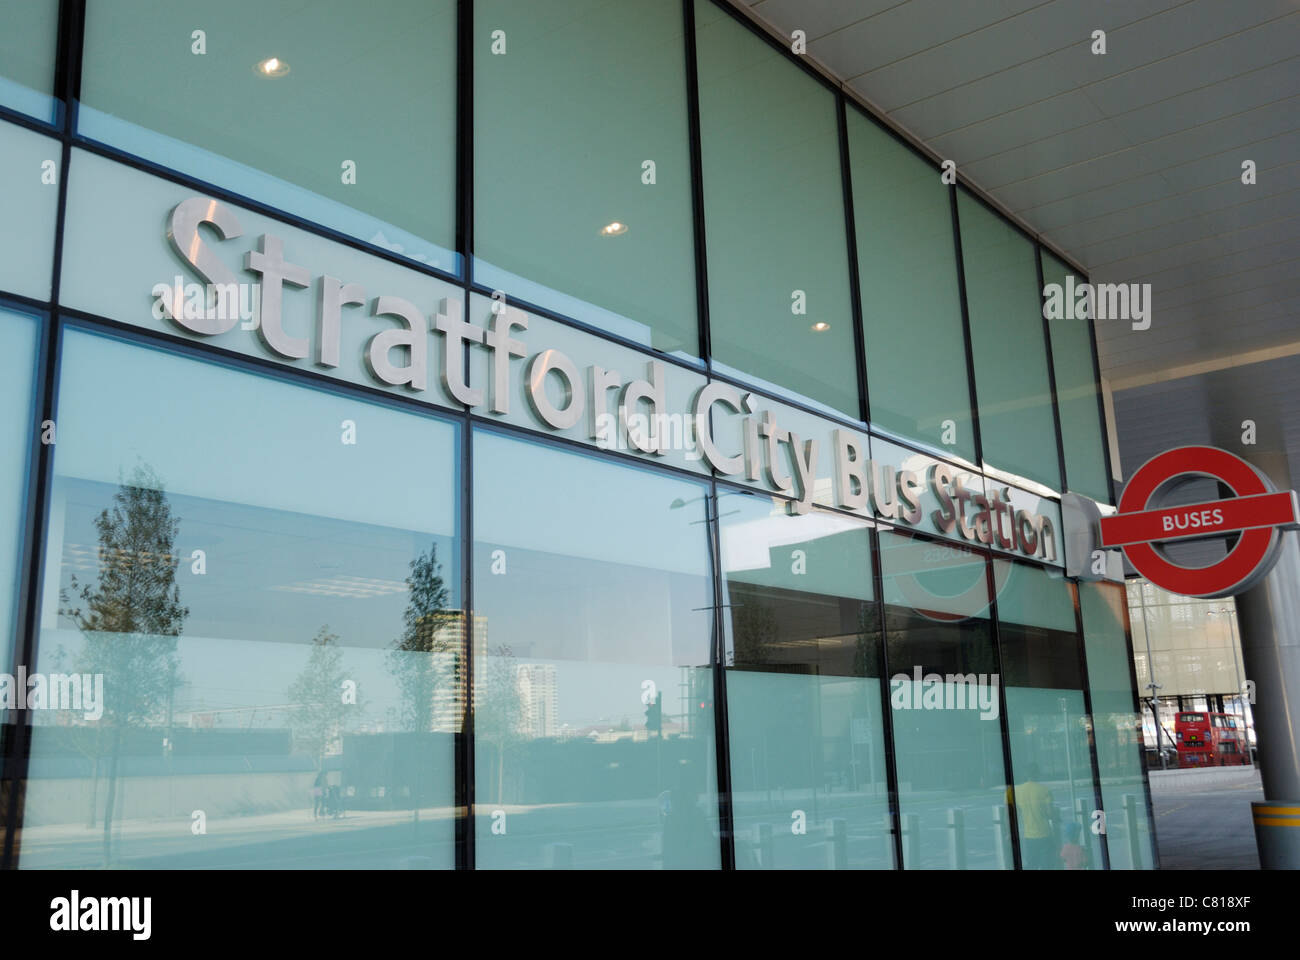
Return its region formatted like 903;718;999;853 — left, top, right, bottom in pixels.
1099;446;1300;598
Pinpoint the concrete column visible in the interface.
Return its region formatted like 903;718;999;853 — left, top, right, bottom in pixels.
1233;451;1300;867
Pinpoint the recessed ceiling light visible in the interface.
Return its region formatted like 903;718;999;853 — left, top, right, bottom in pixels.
256;57;290;77
811;321;830;332
599;221;628;237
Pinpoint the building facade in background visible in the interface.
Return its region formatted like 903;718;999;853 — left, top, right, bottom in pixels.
0;0;1154;869
1128;580;1253;761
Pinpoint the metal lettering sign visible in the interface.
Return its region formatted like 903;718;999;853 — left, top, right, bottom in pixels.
1100;446;1300;598
154;196;1061;561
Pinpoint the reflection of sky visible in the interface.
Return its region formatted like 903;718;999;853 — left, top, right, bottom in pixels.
473;430;709;576
480;658;709;732
472;430;714;725
53;331;457;535
36;627;416;727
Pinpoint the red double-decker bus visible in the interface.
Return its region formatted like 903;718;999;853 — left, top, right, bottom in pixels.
1175;711;1249;766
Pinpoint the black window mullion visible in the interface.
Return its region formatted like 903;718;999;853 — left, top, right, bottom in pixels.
870;527;905;870
948;188;985;470
836;93;870;426
1037;243;1070;495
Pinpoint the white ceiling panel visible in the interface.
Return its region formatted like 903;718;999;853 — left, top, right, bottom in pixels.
1069;184;1300;266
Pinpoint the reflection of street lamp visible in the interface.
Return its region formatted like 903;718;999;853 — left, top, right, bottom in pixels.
1060;697;1078;815
1146;681;1172;769
669;491;742;523
1135;584;1171;768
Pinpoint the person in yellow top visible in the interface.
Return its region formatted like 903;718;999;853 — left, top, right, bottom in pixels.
1007;763;1058;869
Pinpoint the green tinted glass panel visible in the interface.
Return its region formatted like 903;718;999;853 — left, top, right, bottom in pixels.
720;496;892;869
1042;252;1111;503
0;122;59;302
848;112;973;461
79;0;457;270
1080;580;1156;869
995;561;1102;870
0;310;38;683
956;191;1060;490
472;430;719;869
21;331;460;869
695;3;857;417
879;530;1011;869
0;0;59;122
474;0;698;356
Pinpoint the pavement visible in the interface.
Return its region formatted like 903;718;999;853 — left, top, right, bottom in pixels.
1148;765;1262;869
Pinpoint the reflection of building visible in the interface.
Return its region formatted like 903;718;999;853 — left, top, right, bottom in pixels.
515;663;558;738
430;613;489;733
1127;579;1254;753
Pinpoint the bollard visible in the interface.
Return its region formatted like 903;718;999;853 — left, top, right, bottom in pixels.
827;817;848;869
544;842;573;869
901;812;920;868
1074;797;1102;869
756;822;773;869
992;804;1009;869
947;808;967;869
1123;793;1141;868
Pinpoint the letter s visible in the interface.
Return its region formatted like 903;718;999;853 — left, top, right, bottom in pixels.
166;197;244;335
929;464;956;533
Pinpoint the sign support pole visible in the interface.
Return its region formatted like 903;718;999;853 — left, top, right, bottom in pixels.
1231;453;1300;868
1237;530;1300;868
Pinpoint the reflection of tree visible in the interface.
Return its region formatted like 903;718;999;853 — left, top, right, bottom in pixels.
388;543;456;733
854;602;881;677
60;464;187;867
387;543;456;820
732;598;776;668
287;627;352;769
475;645;523;803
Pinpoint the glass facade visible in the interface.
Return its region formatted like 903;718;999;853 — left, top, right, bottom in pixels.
0;0;1151;871
24;330;461;868
849;112;973;464
80;0;459;270
880;531;1010;869
0;0;59;122
996;561;1101;870
474;0;698;355
1080;582;1156;870
695;1;857;417
720;497;890;869
0;310;39;679
957;189;1062;491
1041;252;1112;504
471;431;718;869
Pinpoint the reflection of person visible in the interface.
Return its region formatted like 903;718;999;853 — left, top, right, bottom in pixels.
1009;763;1057;869
661;769;712;868
313;770;326;820
1060;821;1088;870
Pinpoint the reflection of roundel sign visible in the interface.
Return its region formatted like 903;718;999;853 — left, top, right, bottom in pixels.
885;538;1009;622
1099;446;1300;599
